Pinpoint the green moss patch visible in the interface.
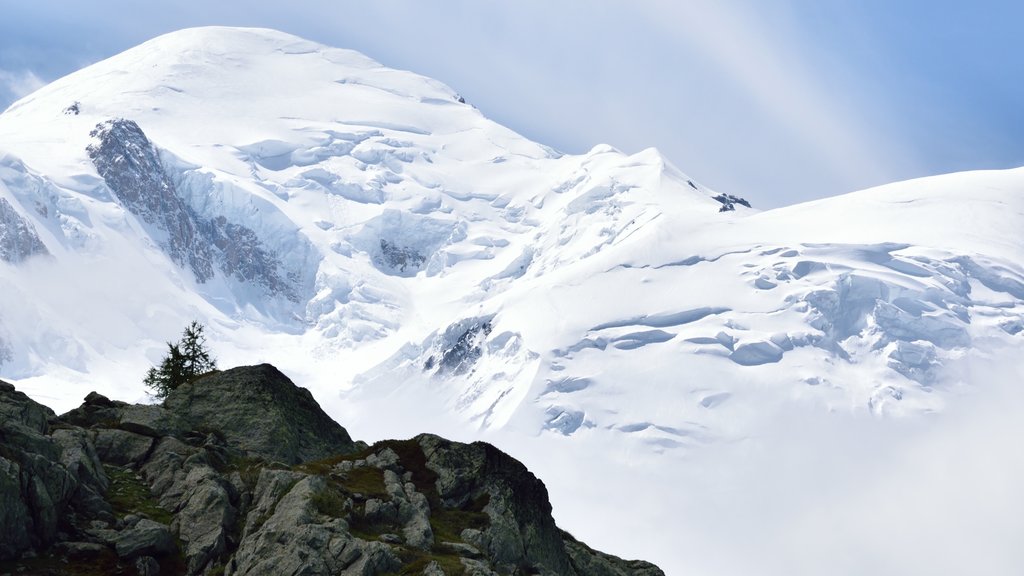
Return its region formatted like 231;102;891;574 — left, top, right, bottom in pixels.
103;464;173;524
430;505;490;544
387;548;466;575
0;551;128;576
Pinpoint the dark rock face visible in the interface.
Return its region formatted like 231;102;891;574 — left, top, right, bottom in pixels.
712;193;752;212
418;434;574;574
0;380;110;560
87;118;214;282
87;118;300;301
200;216;297;300
0;197;48;263
163;364;359;464
0;366;664;575
379;238;426;274
425;317;494;376
562;534;667;576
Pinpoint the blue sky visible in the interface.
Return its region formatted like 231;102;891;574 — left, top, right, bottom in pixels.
0;0;1020;208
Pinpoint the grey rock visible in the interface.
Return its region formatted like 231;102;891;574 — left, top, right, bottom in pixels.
422;560;447;576
363;498;397;525
2;366;665;575
440;541;483;559
82;526;119;545
365;447;400;470
241;468;305;537
418;434;575;575
563;533;666;576
57;392;127;429
229;475;400;576
93;428;154;466
460;528;489;552
0;197;48;263
51;428;109;493
401;490;432;550
460;558;500;576
140;437;199;510
0;457;32;559
50;428;113;522
163;364;358;464
379;238;426;274
118;403;187;437
87;118;304;300
177;466;238;575
52;541;108;560
0;381;98;559
87;118;214;283
0;379;53;434
122;514;142;528
136;555;161;576
114;518;176;559
432;318;493;376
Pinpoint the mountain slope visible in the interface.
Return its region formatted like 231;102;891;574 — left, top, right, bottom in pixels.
1;366;664;575
1;27;1023;574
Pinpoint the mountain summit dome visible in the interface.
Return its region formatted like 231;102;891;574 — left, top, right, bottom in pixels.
1;27;1023;574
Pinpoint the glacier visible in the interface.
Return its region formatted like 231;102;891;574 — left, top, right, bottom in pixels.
0;26;1023;575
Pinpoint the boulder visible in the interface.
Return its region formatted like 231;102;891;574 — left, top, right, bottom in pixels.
418;434;575;575
228;475;400;576
0;381;99;558
163;364;358;464
52;541;108;560
0;456;32;558
135;555;161;576
176;465;239;575
93;428;154;466
58;391;127;429
114;518;176;559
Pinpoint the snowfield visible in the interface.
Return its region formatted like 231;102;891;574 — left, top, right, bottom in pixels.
1;27;1022;575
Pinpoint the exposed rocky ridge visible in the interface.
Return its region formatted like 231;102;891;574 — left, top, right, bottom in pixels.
87;119;301;301
0;365;664;575
0;196;48;263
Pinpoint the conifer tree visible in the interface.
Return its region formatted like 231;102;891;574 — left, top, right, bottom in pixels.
144;321;216;399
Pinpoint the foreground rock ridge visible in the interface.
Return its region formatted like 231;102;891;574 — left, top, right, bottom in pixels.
0;365;664;575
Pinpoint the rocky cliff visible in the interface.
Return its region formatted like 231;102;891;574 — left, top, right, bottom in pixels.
0;197;48;263
87;119;303;302
0;365;664;576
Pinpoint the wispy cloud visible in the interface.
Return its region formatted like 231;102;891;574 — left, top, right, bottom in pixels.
634;0;920;202
0;68;46;106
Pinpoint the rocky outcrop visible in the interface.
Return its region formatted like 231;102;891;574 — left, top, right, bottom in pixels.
87;118;301;301
87;118;214;282
0;196;48;263
0;380;111;560
711;193;751;212
163;364;360;464
0;365;665;575
418;434;573;574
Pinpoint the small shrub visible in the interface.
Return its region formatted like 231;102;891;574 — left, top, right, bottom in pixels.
310;485;348;518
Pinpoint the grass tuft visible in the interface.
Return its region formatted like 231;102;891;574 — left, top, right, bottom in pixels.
103;464;173;524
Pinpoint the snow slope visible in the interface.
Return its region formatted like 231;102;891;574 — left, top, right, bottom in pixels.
1;27;1023;574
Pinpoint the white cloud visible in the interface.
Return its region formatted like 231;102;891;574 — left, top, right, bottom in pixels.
0;68;46;103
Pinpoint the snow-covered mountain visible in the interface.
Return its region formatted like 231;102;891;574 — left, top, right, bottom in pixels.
1;27;1023;575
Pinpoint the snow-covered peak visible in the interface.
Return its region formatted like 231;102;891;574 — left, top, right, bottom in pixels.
2;27;1021;573
1;26;552;177
0;26;725;387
